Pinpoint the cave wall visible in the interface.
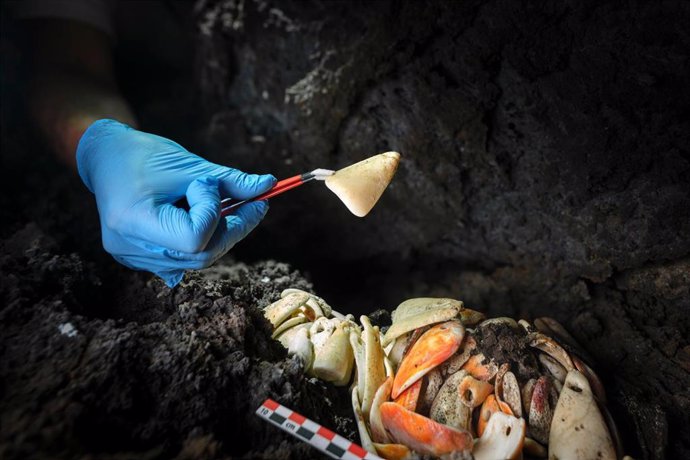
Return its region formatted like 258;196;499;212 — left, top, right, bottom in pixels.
195;0;690;458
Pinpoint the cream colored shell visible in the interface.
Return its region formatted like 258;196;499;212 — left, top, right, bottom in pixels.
325;151;400;217
549;370;616;460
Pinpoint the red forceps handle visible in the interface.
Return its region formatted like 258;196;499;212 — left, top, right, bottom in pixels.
220;174;308;217
253;174;304;201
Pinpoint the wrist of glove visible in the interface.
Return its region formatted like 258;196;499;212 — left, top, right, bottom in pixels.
76;119;276;287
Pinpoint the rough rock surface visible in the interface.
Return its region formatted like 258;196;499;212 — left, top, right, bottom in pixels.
196;1;690;458
0;223;355;459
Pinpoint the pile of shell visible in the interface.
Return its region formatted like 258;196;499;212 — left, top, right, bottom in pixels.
263;291;629;459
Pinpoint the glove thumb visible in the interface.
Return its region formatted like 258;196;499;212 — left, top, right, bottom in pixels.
181;175;222;252
217;170;277;200
151;170;221;285
127;175;221;254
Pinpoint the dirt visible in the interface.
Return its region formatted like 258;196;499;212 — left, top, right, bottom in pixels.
473;322;540;381
0;221;357;459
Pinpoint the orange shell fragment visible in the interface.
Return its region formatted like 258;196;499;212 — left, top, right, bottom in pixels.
458;373;494;408
373;442;414;460
461;353;498;381
380;402;473;457
394;378;422;412
392;321;464;398
477;394;513;437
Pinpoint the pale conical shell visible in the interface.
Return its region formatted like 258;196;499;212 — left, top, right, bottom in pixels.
549;370;616;460
325;151;400;217
360;316;387;417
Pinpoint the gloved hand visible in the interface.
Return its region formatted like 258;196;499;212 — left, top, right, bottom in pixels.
76;119;276;287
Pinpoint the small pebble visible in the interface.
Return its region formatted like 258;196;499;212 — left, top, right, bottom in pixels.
57;322;78;338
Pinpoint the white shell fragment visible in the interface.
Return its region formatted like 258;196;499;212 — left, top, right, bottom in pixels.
277;323;314;369
418;368;444;415
429;370;472;431
534;317;585;357
309;317;339;354
549;370;616;460
352;384;377;454
529;332;575;372
387;334;410;369
539;353;568;383
325;151;401;217
281;288;334;318
479;317;518;329
312;322;354;384
391;297;464;324
473;412;526;460
443;335;476;375
383;297;463;346
501;371;523;418
369;376;393;444
271;316;308;339
359;316;387;417
264;291;310;327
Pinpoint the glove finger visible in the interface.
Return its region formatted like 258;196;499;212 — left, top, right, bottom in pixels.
162;200;269;263
167;154;276;201
205;200;270;259
156;269;185;288
111;253;186;287
122;201;268;271
115;211;243;269
114;253;204;271
117;253;184;288
126;176;221;254
112;254;140;271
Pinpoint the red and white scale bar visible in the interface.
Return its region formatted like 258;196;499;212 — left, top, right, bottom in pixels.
256;399;383;460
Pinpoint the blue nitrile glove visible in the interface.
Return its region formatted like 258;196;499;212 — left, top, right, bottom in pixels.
76;119;276;287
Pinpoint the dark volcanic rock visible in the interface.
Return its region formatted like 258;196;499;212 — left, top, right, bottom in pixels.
0;224;354;459
196;1;690;458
